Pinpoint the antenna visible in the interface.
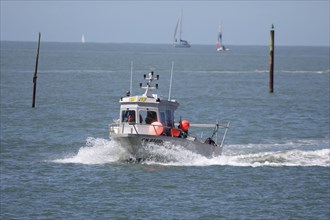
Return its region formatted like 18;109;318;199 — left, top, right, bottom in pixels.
168;61;174;101
130;61;133;95
141;71;159;97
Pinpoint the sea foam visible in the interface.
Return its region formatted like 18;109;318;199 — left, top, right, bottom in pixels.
52;137;329;167
53;137;128;164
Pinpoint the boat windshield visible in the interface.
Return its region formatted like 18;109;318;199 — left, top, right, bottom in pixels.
122;110;136;123
139;110;158;124
166;110;174;127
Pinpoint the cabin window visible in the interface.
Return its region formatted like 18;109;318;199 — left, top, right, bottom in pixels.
122;110;136;123
166;110;173;127
139;110;158;124
160;112;166;125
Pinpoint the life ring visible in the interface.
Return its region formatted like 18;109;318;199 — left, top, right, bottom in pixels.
149;122;163;136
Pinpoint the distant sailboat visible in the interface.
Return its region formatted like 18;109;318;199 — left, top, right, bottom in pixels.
81;34;85;44
173;10;191;48
216;23;229;51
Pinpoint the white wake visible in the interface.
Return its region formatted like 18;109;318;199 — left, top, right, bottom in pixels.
52;137;329;167
53;137;128;164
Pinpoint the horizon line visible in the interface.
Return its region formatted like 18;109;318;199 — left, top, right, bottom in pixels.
1;40;329;48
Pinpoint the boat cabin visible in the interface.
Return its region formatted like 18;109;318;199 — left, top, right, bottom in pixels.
120;96;178;124
114;72;179;136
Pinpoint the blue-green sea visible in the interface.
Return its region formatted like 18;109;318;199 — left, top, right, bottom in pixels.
1;41;329;219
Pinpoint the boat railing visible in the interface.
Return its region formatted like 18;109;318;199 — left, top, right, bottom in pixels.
109;122;174;136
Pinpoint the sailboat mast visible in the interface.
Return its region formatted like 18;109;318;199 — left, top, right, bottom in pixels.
174;18;179;44
179;9;183;41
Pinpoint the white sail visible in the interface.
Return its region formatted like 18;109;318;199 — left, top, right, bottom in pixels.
174;18;179;44
216;23;222;49
216;22;229;51
81;34;85;43
173;9;191;48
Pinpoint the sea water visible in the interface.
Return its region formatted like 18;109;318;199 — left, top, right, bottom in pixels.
1;42;329;219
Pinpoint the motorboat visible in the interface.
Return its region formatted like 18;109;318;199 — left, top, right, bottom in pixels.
109;70;229;161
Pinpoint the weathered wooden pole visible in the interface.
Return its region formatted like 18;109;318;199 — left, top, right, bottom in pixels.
269;24;275;93
32;32;41;108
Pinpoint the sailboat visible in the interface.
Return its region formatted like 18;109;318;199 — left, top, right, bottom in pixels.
173;10;191;48
81;34;85;44
216;23;229;51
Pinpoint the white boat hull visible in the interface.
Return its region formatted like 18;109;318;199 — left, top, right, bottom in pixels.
217;47;230;52
111;133;222;160
174;43;191;48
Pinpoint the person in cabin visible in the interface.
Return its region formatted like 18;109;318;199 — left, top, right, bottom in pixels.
128;113;135;123
145;111;157;124
124;110;136;123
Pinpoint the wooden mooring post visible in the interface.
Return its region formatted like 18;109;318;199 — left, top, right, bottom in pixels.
269;25;275;93
32;32;41;108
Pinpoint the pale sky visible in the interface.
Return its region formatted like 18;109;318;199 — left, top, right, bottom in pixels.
1;1;329;46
